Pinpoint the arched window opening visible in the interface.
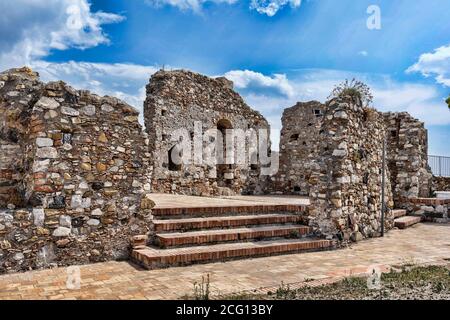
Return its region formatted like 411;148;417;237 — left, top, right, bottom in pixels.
168;145;182;171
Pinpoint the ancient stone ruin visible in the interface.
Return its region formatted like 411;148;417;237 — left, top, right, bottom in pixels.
0;68;153;272
307;97;395;240
269;97;435;239
384;112;433;206
268;101;325;196
144;70;270;196
0;66;440;273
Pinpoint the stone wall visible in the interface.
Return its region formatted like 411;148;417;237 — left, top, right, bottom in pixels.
405;198;449;223
271;101;433;228
383;112;433;207
0;68;42;208
0;141;24;207
308;96;394;241
0;68;153;273
433;176;450;191
144;70;270;196
268;101;325;195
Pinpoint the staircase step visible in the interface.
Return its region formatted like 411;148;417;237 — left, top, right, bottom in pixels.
132;239;334;269
152;204;306;218
395;216;422;229
156;225;311;247
153;214;303;232
393;209;407;218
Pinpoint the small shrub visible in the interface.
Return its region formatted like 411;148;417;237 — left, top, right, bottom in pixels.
275;281;296;299
328;79;374;107
193;274;211;300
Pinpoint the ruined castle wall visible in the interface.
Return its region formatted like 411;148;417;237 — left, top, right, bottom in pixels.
0;141;23;207
268;101;325;195
0;68;42;208
0;68;153;273
144;70;270;196
384;112;433;206
308;97;394;241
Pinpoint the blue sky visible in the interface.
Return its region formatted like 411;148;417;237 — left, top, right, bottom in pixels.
1;0;449;155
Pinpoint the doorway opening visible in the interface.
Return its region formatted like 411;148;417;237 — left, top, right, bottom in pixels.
216;119;234;186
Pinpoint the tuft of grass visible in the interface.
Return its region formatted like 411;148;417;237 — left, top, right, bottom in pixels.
193;274;211;300
328;79;373;107
219;264;450;300
275;281;297;300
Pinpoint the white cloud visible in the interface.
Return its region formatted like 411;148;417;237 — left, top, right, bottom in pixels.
0;1;144;116
407;44;450;87
0;0;124;70
224;70;295;98
33;65;442;151
358;51;368;57
144;0;237;13
31;60;159;123
225;69;449;152
373;84;449;125
250;0;302;17
228;69;449;135
144;0;301;16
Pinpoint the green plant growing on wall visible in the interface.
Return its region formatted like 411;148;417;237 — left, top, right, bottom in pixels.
329;79;374;107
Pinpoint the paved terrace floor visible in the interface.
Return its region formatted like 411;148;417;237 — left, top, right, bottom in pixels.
0;223;449;300
150;193;310;208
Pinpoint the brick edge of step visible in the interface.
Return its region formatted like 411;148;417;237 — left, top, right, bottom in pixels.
153;214;304;232
152;204;307;217
156;225;312;248
394;216;422;229
131;239;334;269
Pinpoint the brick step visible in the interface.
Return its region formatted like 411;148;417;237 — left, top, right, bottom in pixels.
132;238;334;269
155;225;312;248
394;216;422;229
393;209;407;218
153;214;304;232
152;204;306;219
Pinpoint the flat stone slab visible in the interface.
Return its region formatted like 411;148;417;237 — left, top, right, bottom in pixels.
395;216;422;229
393;209;407;218
150;194;309;217
150;193;310;209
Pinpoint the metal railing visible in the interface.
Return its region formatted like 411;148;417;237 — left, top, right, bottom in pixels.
429;155;450;177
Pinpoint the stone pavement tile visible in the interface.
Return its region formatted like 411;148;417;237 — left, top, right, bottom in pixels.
0;223;449;299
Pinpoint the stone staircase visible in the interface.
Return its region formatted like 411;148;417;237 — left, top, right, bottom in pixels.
131;204;335;269
393;209;422;229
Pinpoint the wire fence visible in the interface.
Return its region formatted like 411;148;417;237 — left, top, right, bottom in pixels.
429;155;450;177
